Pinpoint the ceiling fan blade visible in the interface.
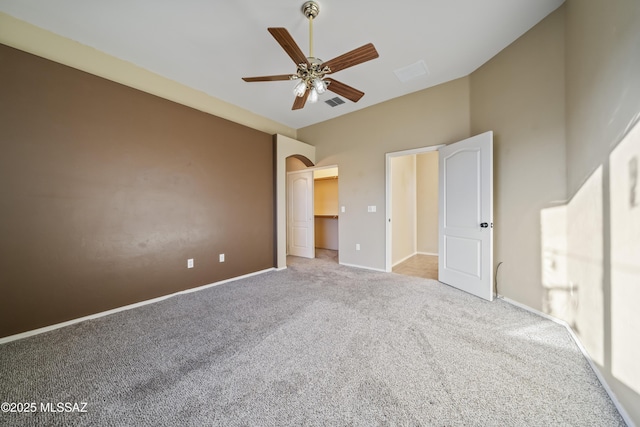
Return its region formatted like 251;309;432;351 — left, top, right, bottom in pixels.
292;89;310;110
323;43;379;74
324;78;365;103
242;74;294;82
268;27;310;67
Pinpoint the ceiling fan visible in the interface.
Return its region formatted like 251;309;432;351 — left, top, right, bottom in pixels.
242;1;379;110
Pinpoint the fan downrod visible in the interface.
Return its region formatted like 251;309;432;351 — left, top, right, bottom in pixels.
302;1;319;19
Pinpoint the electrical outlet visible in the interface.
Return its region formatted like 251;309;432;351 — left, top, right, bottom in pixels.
341;206;345;213
368;205;377;213
219;254;225;263
356;244;360;251
187;258;194;268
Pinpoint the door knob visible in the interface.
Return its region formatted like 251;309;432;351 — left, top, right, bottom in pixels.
480;222;489;228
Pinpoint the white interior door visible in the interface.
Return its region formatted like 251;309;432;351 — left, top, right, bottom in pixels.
287;170;315;258
438;131;493;300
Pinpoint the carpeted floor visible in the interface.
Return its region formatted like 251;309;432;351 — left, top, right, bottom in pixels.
0;255;626;426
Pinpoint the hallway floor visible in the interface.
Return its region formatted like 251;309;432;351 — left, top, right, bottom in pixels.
392;254;439;280
313;249;438;281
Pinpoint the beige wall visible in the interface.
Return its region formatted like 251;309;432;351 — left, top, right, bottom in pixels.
416;152;439;254
391;155;416;265
470;6;566;310
608;120;640;421
314;173;340;251
298;77;471;270
314;179;339;216
565;0;640;422
565;0;640;195
314;217;339;250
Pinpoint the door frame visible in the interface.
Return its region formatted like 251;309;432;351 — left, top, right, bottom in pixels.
285;164;339;261
385;145;444;272
275;135;316;270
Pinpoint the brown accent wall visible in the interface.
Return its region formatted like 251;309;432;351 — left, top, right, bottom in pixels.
0;44;274;338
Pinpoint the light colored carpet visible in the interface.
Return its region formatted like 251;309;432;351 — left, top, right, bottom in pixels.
0;254;625;426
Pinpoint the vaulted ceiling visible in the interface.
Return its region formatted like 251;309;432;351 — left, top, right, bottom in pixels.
0;0;564;129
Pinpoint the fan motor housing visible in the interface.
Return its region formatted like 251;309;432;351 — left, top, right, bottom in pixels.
302;1;319;19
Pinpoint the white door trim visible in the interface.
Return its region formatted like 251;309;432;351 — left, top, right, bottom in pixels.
385;145;445;272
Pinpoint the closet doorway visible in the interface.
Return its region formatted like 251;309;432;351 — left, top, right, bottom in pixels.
313;168;339;263
286;157;339;264
385;145;442;279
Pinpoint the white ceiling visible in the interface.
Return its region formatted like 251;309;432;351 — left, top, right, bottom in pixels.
0;0;564;129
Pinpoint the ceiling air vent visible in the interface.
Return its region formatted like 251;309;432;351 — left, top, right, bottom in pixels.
394;60;429;83
325;97;345;107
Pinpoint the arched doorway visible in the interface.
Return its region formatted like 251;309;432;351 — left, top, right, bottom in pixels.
275;135;315;269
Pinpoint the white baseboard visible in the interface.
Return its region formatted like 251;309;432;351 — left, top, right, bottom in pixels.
339;262;387;273
498;295;635;427
0;267;276;345
392;251;439;268
392;252;416;267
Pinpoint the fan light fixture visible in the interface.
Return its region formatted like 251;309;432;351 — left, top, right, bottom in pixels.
290;1;329;104
241;1;379;110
